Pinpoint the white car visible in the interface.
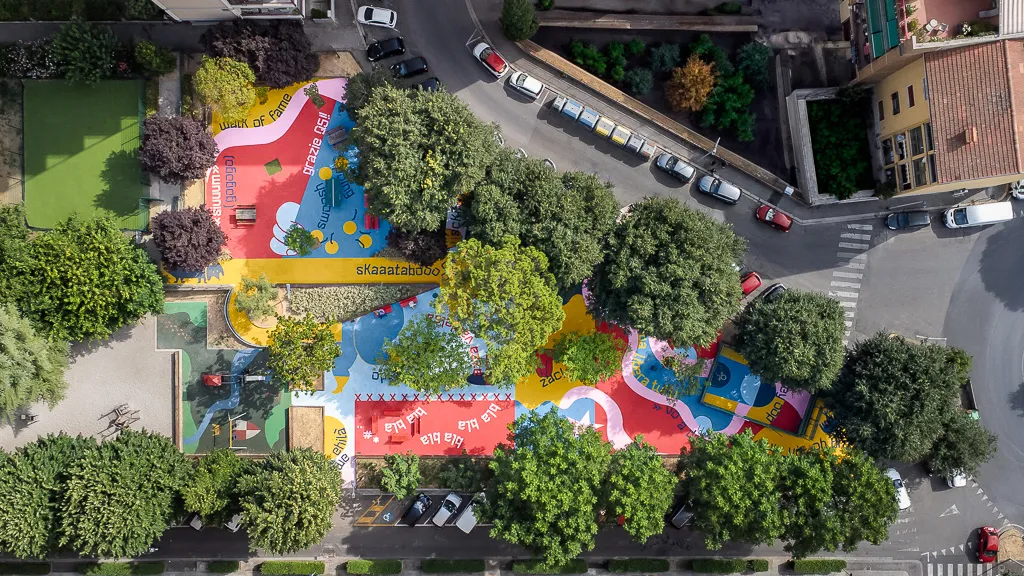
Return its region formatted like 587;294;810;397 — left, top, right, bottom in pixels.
472;42;508;78
356;6;396;28
947;470;968;488
886;468;911;510
508;71;543;99
431;493;463;526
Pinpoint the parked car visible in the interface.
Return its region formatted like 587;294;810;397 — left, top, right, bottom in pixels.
946;471;968;488
508;71;543;99
886;468;911;510
357;5;397;28
455;493;484;534
978;526;999;563
402;493;433;525
760;283;787;302
755;204;793;232
740;271;762;297
697;175;741;204
472;42;508;78
188;514;204;531
391;57;428;79
669;503;693;529
224;513;243;533
366;37;405;62
431;493;463;526
655;153;696;183
414;77;441;92
886;210;930;230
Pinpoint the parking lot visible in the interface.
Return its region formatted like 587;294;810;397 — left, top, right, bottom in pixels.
353;492;487;528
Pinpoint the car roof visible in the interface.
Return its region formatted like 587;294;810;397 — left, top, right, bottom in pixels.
516;73;542;92
484;50;506;70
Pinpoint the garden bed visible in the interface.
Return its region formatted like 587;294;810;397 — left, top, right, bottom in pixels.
805;93;874;200
533;28;788;181
356;455;491;490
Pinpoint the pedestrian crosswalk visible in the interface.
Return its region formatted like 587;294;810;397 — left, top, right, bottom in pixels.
926;563;999;576
831;223;873;345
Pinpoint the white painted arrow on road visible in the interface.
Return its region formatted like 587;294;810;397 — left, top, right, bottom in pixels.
940;504;960;517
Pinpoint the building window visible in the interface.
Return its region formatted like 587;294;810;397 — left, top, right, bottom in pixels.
910;126;924;156
925;122;934;152
923;76;929;101
877;100;885;120
913;157;928;187
907;85;915;108
898;163;912;191
891;92;901;115
928;155;937;184
882;138;894;165
895;133;907;161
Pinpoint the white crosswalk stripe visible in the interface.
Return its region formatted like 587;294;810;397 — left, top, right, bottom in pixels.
837;252;867;260
841;233;871;240
926;564;994;576
838;242;870;249
831;281;861;288
847;223;873;230
833;223;873;345
833;271;863;279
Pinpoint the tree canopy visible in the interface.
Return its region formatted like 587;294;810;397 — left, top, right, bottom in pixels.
352;85;499;232
378;314;473;394
468;151;620;290
51;21;116;84
201;21;318;88
437;237;565;387
488;410;611;567
826;333;972;462
194;56;257;124
140;116;219;185
665;56;716;112
928;411;998;478
150;207;225;273
0;304;68;418
552;331;626;386
379;452;421;499
180;448;253;524
734;290;845;393
239;449;341;554
500;0;539;41
342;68;398;119
267;314;339;392
605;436;676;543
587;198;746;347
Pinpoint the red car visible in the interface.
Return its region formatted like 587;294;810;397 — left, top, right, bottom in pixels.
978;526;999;563
740;271;762;296
755;204;793;232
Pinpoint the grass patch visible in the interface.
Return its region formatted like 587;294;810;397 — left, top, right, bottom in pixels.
0;564;51;575
421;560;486;573
792;560;847;574
608;559;670;573
145;78;159;117
260;562;325;575
289;285;436;322
512;560;587;574
346;560;402;575
806;91;874;200
207;562;240;574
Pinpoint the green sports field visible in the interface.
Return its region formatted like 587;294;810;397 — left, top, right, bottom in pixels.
23;80;149;230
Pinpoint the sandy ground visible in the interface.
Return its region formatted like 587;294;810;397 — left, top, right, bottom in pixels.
0;315;174;450
317;51;364;77
288;405;324;451
167;290;245;350
0;79;22;206
1000;528;1024;566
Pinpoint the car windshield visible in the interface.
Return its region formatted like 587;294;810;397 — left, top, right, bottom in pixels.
515;75;528;87
710;181;721;193
764;208;776;220
665;156;678;170
365;7;376;18
893;479;903;490
984;549;997;557
897;213;908;227
953;209;968;226
443;501;457;512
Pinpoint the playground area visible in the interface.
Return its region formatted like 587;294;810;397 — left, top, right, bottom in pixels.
23;80;149;230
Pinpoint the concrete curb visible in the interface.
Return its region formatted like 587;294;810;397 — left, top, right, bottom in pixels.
536;10;759;31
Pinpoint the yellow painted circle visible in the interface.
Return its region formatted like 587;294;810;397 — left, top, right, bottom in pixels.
325;240;339;254
343;221;357;235
358;234;373;249
311;229;324;242
319;167;333;180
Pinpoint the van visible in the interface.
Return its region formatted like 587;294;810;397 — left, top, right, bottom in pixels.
454;492;484;534
944;201;1014;228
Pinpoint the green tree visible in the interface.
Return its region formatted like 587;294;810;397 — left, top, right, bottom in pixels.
0;304;68;418
235;274;277;320
342;68;397;119
378;315;473;394
0;434;96;559
267;315;339;392
826;333;971;462
0;205;29;308
679;430;784;549
501;0;539;41
700;72;756;142
928;411;998;478
736;41;773;91
468;151;620;290
51;21;116;84
606;436;675;543
352;85;499;232
379;452;420;498
284;224;316;256
588;198;746;348
10;216;164;342
181;449;253;524
239;449;341;554
194;55;256;124
627;39;646;56
552;331;626;386
734;290;845;393
488;410;611;567
58;430;190;558
623;67;654;96
133;40;176;78
649;43;681;74
437;237;565;387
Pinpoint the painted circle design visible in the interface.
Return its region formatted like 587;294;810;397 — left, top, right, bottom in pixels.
343;221;357;235
319;166;333;180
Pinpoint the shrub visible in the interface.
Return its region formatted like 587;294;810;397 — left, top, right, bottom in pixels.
235;274;277;320
665;56;716;112
627;39;645;56
0;564;51;575
538;0;555;9
310;7;328;18
207;562;240;574
421;560;486;574
748;560;769;573
284;224;317;256
289;286;429;322
736;41;772;91
608;559;670;573
201;21;318;88
379;452;420;498
78;565;131;576
512;560;587;574
304;82;325;108
260;562;325;575
806;97;873;199
568;40;606;76
139;115;219;184
649;43;681;74
609;65;625;82
51;21;117;85
134;41;175;78
0;40;59;78
606;41;627;70
150;207;225;272
691;559;747;574
501;0;539;42
129;564;164;576
386;228;448;267
346;561;402;575
623;67;654;96
715;1;743;13
553;331;626;386
792;560;847;575
438;455;487;492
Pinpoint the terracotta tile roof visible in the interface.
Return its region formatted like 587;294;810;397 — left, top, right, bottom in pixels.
925;40;1024;183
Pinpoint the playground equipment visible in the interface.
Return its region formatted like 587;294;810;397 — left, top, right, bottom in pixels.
202;372;270;387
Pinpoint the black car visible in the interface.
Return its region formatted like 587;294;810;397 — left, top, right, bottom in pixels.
367;37;406;62
414;77;441;92
391;57;428;79
886;210;930;230
760;283;787;302
401;493;432;525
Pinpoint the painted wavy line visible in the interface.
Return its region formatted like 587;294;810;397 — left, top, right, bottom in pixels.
558;386;632;449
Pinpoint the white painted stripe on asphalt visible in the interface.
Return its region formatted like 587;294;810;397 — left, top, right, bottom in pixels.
845;320;853;327
845;311;855;318
936;564;942;576
841;233;872;240
838;242;870;249
842;261;866;269
958;564;964;576
927;564;933;576
837;252;868;260
844;330;851;337
840;301;858;308
947;565;953;576
966;565;972;576
847;223;873;230
833;271;863;279
831;281;861;288
829;291;859;299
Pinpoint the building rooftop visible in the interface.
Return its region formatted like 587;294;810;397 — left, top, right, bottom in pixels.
925;40;1024;183
909;0;996;40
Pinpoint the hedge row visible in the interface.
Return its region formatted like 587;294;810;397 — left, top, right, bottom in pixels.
260;562;326;575
793;560;847;574
748;560;769;572
77;563;164;576
207;561;241;574
0;564;50;575
421;560;486;573
346;560;403;575
608;559;671;573
690;559;775;574
512;560;588;574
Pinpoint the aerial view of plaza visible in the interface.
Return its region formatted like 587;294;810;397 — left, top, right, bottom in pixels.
0;0;1021;575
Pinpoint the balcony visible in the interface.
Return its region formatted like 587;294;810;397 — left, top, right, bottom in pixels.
902;0;998;42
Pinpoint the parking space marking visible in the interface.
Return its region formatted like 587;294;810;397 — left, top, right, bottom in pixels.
354;495;395;526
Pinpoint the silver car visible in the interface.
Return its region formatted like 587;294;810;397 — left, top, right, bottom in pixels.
431;492;463;526
655;153;695;183
697;175;742;204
